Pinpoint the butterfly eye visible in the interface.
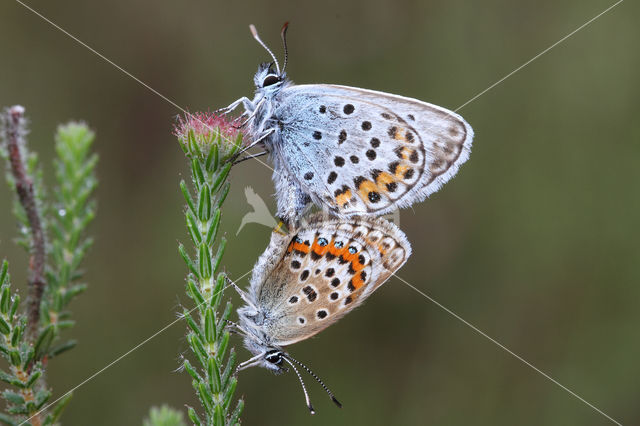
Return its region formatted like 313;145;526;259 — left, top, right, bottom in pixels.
262;74;280;87
294;236;302;243
265;350;282;364
334;241;344;248
317;237;328;246
348;246;358;254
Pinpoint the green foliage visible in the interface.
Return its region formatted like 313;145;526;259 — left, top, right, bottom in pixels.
0;261;73;425
177;116;244;425
0;108;97;425
43;123;98;356
143;405;187;426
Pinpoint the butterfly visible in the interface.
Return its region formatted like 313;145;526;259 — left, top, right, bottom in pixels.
229;213;411;413
225;23;474;226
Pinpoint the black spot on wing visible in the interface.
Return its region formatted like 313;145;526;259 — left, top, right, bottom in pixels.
303;286;317;301
327;171;337;184
338;130;347;144
368;192;381;203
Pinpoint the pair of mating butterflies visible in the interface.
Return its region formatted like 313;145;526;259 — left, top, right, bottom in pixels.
227;24;473;413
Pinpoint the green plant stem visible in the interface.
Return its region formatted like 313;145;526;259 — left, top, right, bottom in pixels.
177;120;244;426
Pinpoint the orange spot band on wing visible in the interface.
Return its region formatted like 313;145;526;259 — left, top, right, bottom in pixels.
350;272;365;290
291;242;310;253
311;237;331;257
376;242;387;255
328;243;347;257
400;147;414;160
357;180;378;203
394;128;408;142
375;172;396;194
336;189;352;207
350;259;365;272
395;164;410;179
341;251;358;264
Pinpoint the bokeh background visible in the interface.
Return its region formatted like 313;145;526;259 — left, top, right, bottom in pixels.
1;0;638;424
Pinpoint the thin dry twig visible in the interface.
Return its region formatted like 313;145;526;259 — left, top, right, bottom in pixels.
2;106;47;340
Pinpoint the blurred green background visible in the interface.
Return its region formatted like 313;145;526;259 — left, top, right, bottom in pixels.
1;0;638;424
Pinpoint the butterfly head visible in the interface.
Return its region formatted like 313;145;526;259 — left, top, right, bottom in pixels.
253;62;286;91
240;335;342;414
243;335;288;373
263;349;287;371
250;23;290;94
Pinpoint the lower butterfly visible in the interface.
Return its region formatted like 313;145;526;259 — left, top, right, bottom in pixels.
229;213;411;413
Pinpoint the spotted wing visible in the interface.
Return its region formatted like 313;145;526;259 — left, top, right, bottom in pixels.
249;214;411;346
274;84;473;217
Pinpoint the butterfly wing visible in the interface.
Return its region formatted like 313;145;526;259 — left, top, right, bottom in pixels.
272;84;473;216
248;214;411;346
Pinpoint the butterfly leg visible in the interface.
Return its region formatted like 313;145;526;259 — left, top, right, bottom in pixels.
223;320;242;336
236;352;267;372
223;319;248;337
232;128;274;160
232;151;268;165
224;318;249;334
234;98;267;130
219;96;255;115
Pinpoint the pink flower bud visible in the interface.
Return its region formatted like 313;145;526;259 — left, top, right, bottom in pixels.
174;112;244;161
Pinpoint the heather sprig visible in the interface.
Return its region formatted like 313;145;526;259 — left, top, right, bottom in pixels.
175;112;245;425
143;405;187;426
42;122;98;358
0;106;97;425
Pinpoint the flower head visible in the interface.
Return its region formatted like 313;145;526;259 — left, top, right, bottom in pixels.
174;112;244;162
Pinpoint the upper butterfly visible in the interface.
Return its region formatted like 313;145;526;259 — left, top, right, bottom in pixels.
225;23;474;225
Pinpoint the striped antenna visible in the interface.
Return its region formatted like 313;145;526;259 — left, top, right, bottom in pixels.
249;24;281;74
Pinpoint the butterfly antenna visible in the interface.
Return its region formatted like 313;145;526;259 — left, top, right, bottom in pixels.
249;24;281;74
284;354;343;409
281;356;315;414
280;21;289;74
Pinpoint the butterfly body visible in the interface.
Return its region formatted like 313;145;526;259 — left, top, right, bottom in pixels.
235;214;410;373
